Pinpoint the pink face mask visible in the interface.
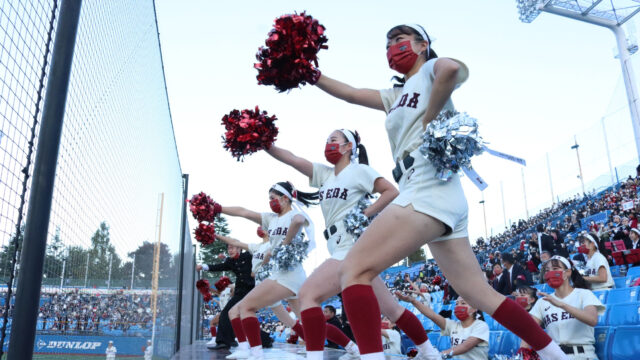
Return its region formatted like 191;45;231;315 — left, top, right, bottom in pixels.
386;40;419;74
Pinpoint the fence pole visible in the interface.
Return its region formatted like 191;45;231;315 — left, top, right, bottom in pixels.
176;174;189;351
84;252;89;287
7;1;83;358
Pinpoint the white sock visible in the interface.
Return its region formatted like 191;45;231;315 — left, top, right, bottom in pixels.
360;352;385;360
237;341;249;351
250;345;263;357
305;351;323;360
416;340;439;356
345;341;359;354
536;341;569;360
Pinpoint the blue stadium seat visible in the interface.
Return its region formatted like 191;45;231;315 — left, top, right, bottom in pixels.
597;307;609;326
484;314;506;331
594;327;612;360
427;331;440;348
437;335;450;351
488;331;505;358
607;302;640;326
627;266;640;280
615;277;628;288
532;284;545;291
610;325;640;360
606;287;639;304
400;334;415;354
610;265;622;278
592;290;608;304
499;331;520;357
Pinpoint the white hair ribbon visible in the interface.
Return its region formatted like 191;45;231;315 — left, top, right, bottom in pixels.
550;255;571;270
271;183;316;252
339;129;358;163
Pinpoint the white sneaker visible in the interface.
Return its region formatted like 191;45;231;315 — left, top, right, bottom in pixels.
338;352;359;360
226;349;250;359
206;338;217;346
412;349;441;360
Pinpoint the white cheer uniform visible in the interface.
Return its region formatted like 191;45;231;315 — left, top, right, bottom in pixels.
310;162;381;260
440;318;489;360
247;241;280;308
584;252;614;290
381;328;402;355
261;210;308;296
379;58;469;240
529;288;605;359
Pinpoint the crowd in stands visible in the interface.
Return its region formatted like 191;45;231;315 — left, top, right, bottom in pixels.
0;288;177;336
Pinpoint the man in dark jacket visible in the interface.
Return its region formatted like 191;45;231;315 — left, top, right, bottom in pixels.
491;263;511;296
197;244;254;350
501;252;532;293
323;305;344;349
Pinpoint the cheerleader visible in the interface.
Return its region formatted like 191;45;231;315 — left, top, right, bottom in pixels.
214;230;303;359
215;182;316;360
527;256;604;359
266;131;440;360
396;292;489;360
310;23;569;359
578;233;614;290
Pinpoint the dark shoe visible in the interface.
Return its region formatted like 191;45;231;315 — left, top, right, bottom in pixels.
207;343;230;350
230;341;238;347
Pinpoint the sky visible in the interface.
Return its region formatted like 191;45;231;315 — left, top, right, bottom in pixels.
154;0;640;269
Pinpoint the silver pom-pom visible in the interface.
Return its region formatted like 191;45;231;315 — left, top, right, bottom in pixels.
272;234;309;272
255;262;271;282
419;110;484;181
343;196;374;239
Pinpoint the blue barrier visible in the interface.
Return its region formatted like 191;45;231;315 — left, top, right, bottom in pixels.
2;334;149;356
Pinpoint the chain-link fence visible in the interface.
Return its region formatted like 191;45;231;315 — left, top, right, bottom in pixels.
0;0;194;358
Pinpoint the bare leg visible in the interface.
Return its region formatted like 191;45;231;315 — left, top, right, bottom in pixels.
237;279;295;318
299;259;342;310
270;304;296;328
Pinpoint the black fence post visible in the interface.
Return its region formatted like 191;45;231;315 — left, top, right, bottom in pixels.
7;0;82;358
175;174;189;352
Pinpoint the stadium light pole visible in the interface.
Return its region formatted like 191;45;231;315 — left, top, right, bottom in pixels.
571;136;587;194
516;0;640;162
479;196;488;239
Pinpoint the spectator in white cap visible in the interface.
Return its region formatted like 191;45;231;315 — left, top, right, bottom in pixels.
144;340;152;360
105;340;117;359
578;232;614;290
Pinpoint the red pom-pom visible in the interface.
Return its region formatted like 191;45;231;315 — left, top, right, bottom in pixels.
203;292;213;303
196;279;210;292
195;223;216;245
406;349;418;358
255;12;328;92
189;192;220;222
221;107;278;161
214;276;232;292
432;275;442;285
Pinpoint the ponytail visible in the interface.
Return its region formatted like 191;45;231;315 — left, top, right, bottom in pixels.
342;130;370;165
270;181;319;207
567;258;589;289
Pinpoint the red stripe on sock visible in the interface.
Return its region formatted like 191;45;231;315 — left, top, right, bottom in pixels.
301;307;325;351
395;309;428;345
342;284;383;354
491;298;551;350
241;317;262;347
230;317;246;342
326;323;350;348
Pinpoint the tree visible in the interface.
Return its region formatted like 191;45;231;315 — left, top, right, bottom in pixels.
127;241;172;287
43;226;64;280
87;222;122;286
198;216;232;281
0;225;23;282
407;247;426;265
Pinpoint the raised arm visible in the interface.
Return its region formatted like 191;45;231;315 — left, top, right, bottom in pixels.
221;206;261;224
395;291;446;330
363;178;399;218
316;74;385;111
215;234;249;251
266;145;313;178
421;58;463;129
